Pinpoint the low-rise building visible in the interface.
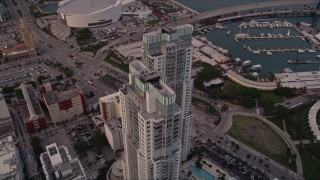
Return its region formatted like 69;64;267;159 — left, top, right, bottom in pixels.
104;118;122;151
275;71;320;92
99;93;123;151
203;78;224;88
99;92;121;122
41;81;85;124
0;135;24;180
40;143;86;180
0;94;15;139
15;84;47;133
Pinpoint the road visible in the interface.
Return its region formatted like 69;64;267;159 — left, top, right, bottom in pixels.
278;93;320;109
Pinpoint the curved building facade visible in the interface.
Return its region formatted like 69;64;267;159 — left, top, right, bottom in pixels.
57;0;122;28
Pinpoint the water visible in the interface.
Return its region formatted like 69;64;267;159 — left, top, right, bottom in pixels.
203;17;320;74
37;3;59;14
175;0;320;74
188;165;215;180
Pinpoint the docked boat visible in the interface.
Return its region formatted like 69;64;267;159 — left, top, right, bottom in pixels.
317;55;320;59
234;58;241;63
242;60;252;67
297;49;305;53
307;49;316;53
287;60;308;64
253;50;261;54
227;30;231;35
250;64;262;71
266;51;272;56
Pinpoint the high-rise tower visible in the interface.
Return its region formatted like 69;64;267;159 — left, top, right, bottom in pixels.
120;61;182;180
20;18;34;49
121;24;194;180
142;24;194;160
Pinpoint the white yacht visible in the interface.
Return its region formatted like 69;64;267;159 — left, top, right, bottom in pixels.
253;50;261;54
250;64;262;71
234;57;241;63
242;60;252;67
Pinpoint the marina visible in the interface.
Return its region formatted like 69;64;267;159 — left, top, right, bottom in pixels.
200;16;320;74
175;0;320;76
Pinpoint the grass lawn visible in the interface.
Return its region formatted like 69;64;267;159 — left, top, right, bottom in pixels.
267;116;284;131
228;115;296;171
297;144;320;180
146;18;161;26
192;97;221;124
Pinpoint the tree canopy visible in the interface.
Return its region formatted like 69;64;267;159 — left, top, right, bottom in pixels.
274;87;294;98
194;63;221;90
37;75;48;84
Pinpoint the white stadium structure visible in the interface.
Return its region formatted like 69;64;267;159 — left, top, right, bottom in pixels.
57;0;123;28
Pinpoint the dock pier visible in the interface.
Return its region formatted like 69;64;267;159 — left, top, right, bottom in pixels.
234;33;306;41
245;46;319;54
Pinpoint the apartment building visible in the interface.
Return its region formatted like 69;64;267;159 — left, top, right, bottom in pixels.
15;84;47;133
142;24;194;160
120;60;182;180
41;81;85;124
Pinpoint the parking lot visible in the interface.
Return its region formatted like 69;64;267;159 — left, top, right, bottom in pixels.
203;142;270;180
0;59;60;88
92;26;127;41
99;74;123;91
0;25;17;46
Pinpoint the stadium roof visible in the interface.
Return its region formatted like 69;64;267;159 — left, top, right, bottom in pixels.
58;0;121;14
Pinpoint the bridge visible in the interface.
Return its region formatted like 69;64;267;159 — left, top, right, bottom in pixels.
194;0;318;22
167;0;319;27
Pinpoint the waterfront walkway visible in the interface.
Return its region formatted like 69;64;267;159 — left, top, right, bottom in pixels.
226;70;277;90
308;101;320;140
